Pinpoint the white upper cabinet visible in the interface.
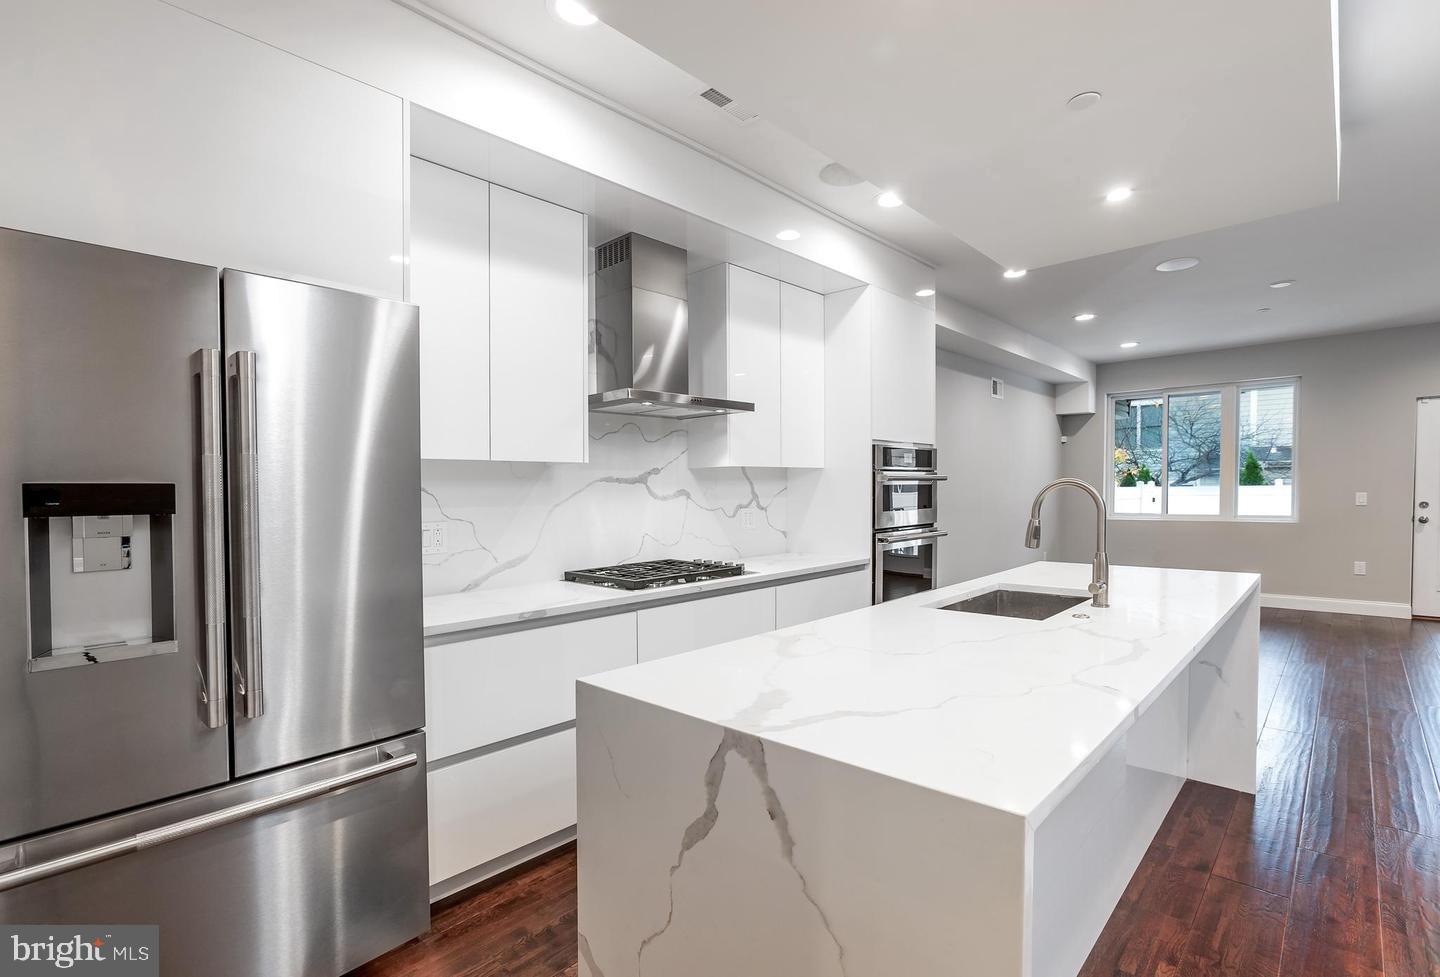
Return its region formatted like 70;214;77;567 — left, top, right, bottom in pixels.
780;283;826;468
409;166;588;463
489;186;587;463
0;0;403;298
870;289;936;445
411;159;490;461
689;264;824;468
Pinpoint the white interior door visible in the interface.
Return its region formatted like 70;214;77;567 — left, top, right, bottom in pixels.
1415;397;1440;617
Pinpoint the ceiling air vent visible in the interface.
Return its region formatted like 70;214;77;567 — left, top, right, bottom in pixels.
697;86;757;124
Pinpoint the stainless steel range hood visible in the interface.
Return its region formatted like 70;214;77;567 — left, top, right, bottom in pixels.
591;232;754;419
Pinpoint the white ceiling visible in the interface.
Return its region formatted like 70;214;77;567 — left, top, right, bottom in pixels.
585;0;1339;271
409;0;1440;365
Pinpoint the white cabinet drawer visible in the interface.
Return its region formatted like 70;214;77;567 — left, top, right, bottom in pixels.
775;570;871;628
425;613;636;761
637;588;776;662
427;728;576;886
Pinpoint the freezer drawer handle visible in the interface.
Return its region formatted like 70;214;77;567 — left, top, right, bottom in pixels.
228;349;264;718
193;349;227;728
0;751;418;893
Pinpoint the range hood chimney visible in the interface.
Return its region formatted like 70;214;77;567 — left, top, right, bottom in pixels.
590;232;754;419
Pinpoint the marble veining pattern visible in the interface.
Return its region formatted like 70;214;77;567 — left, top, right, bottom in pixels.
636;729;848;977
421;415;788;596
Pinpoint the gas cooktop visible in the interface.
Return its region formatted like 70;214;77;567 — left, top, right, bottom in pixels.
563;559;745;590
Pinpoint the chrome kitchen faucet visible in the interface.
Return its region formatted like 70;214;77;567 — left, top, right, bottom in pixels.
1024;478;1110;608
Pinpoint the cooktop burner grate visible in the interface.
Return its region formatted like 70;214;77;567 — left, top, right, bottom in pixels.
563;558;745;590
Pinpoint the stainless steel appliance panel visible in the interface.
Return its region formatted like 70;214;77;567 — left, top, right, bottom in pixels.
0;227;230;841
0;732;429;977
223;272;422;776
873;473;944;531
874;529;947;604
872;440;938;473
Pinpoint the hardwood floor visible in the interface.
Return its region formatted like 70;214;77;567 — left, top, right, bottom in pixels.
354;610;1440;977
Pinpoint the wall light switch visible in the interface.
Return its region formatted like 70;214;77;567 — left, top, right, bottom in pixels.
1355;492;1368;506
1353;561;1367;576
421;522;446;556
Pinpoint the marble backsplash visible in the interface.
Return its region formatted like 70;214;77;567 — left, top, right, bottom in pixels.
420;415;789;596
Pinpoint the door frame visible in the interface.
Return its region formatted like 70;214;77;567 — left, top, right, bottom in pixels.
1413;396;1440;619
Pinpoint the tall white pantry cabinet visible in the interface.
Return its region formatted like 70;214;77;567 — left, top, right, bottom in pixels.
409;158;587;464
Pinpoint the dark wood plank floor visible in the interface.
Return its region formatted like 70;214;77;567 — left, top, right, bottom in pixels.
353;610;1440;977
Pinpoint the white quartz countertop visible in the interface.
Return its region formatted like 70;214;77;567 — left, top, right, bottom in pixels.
580;561;1260;821
423;553;869;638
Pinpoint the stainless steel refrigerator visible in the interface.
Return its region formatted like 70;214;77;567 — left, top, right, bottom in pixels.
0;227;428;975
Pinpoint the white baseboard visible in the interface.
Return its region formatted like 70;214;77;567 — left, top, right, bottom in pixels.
1261;592;1412;619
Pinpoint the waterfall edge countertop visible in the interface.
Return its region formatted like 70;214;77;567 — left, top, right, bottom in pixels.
579;560;1260;821
422;553;869;638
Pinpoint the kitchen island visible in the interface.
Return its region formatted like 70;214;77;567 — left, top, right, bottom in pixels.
576;561;1259;977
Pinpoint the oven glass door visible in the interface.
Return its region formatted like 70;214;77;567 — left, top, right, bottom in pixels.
874;477;941;531
874;530;945;603
873;442;937;473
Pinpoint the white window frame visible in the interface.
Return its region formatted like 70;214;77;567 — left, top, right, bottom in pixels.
1105;377;1299;523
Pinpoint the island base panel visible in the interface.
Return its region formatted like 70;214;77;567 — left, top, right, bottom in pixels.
577;684;1029;977
1185;591;1260;793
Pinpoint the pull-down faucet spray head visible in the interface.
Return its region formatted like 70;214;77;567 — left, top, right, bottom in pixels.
1024;518;1042;549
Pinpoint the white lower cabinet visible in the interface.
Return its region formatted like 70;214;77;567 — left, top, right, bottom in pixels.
427;728;576;886
424;575;859;889
425;613;637;762
774;569;871;628
637;587;777;662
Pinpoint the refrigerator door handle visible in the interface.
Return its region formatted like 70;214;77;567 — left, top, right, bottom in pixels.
0;751;418;893
193;349;228;729
228;349;264;718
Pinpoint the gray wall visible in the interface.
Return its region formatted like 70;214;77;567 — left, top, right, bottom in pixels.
1053;321;1440;605
936;350;1064;585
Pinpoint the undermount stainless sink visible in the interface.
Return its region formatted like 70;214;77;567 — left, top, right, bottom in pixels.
938;588;1090;621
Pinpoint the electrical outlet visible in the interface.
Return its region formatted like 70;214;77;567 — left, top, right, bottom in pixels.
421;522;446;556
1353;561;1367;576
1355;492;1368;506
739;508;759;531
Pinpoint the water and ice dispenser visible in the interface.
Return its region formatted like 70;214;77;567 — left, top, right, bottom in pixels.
23;483;177;670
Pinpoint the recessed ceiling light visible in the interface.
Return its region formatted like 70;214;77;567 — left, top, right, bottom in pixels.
915;288;936;298
1104;186;1134;204
1155;257;1200;272
818;162;863;187
1003;268;1028;279
550;0;598;26
1073;312;1097;322
876;190;904;208
1067;91;1102;111
1120;341;1139;349
1268;279;1295;288
775;229;801;241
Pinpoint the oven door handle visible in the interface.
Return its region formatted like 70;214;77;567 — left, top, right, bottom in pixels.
877;529;949;544
876;473;947;483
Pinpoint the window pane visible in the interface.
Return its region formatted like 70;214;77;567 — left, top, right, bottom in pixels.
1238;384;1296;517
1166;391;1222;515
1113;396;1163;514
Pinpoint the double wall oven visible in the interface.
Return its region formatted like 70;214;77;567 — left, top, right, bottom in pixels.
873;441;948;603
